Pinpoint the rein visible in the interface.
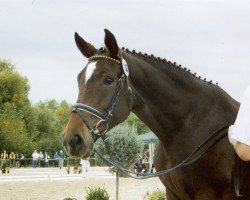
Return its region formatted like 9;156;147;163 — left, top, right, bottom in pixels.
94;125;229;179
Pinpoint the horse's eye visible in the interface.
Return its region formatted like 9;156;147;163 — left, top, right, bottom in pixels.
104;76;114;85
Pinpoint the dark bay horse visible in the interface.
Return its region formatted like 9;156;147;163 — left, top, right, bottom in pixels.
63;29;250;199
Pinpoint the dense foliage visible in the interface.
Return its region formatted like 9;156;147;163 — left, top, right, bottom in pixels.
0;60;149;157
0;60;71;156
0;60;33;155
95;124;143;175
144;189;166;200
85;187;110;200
32;100;72;153
126;113;150;134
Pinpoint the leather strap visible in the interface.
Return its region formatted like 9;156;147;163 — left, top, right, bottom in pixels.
234;156;244;196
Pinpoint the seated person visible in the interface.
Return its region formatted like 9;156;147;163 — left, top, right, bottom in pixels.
229;86;250;161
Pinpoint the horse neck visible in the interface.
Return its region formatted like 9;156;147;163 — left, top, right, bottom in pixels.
123;52;238;145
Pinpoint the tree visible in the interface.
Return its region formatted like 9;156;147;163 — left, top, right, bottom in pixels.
0;60;73;156
0;60;33;155
0;61;30;112
125;113;150;134
0;60;14;72
32;100;71;154
95;123;143;176
0;103;33;154
94;123;143;200
55;100;72;134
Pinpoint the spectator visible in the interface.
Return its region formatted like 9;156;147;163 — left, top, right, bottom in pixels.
54;152;60;167
15;152;20;168
58;150;65;169
32;150;39;168
20;154;25;167
151;163;155;173
38;151;44;167
134;163;148;175
1;150;8;167
228;85;250;161
80;157;92;178
44;152;50;167
141;151;148;164
1;150;8;160
9;152;16;168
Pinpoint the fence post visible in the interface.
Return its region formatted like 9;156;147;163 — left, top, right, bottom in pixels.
116;170;119;200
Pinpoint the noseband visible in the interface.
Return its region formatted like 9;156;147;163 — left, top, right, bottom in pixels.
72;55;131;138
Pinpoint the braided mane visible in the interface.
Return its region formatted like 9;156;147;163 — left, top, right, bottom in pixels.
120;47;218;86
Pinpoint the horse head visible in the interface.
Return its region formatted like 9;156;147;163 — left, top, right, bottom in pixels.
63;29;132;158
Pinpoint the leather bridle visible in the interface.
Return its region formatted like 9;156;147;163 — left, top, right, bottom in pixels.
72;55;131;138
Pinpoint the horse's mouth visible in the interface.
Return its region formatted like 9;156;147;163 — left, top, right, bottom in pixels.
64;145;93;159
63;136;93;158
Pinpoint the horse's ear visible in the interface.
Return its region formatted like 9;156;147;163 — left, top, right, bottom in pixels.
74;32;97;58
104;29;122;59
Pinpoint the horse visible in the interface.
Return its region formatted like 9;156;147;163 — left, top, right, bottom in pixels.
62;29;250;199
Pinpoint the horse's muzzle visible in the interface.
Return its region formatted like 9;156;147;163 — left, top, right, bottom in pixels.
62;132;93;158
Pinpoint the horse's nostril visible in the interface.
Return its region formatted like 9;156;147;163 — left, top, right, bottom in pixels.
71;134;83;145
64;133;85;156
